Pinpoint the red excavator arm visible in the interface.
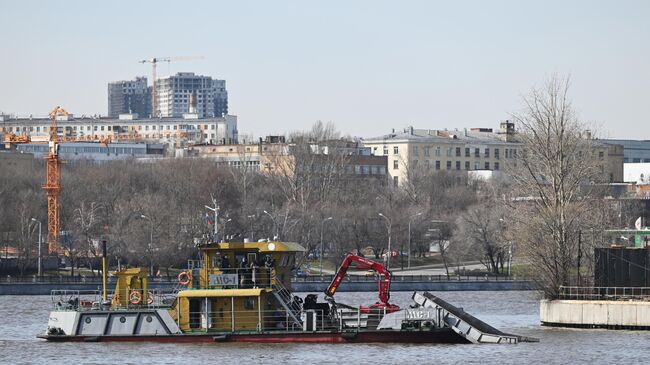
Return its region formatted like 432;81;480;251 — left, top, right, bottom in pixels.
325;253;399;313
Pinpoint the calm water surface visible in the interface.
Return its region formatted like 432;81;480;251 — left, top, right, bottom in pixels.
1;291;648;364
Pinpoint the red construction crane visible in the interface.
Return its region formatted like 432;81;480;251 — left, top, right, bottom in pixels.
44;106;67;254
325;253;400;313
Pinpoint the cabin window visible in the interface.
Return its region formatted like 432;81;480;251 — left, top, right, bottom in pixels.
244;297;255;310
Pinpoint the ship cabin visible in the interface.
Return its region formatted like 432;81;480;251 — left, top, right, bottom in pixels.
172;240;306;332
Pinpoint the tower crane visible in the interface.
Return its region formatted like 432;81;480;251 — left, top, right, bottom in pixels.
44;106;67;254
139;56;204;117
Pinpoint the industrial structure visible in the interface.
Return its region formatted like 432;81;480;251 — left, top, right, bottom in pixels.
43;106;66;254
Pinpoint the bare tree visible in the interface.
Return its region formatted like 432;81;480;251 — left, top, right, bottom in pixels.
507;76;605;297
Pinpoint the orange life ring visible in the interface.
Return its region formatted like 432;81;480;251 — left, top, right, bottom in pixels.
147;291;154;305
178;271;191;286
129;290;142;305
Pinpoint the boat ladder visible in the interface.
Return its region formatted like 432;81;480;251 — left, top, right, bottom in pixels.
271;280;302;328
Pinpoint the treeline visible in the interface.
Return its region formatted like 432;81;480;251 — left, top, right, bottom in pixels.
0;122;495;276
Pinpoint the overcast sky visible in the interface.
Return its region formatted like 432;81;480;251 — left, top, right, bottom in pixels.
1;1;648;139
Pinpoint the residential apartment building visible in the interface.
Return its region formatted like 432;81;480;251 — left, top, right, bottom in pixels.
156;72;228;118
107;77;151;117
1;113;237;152
362;122;623;186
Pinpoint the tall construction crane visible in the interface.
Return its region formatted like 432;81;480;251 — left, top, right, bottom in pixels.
44;106;68;254
139;56;204;117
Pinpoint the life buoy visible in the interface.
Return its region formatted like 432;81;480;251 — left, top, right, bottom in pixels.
147;291;154;305
129;290;142;305
178;271;191;286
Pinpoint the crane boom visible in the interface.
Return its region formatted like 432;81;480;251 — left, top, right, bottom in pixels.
325;253;399;313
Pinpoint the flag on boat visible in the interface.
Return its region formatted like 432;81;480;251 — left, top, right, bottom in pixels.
205;212;214;225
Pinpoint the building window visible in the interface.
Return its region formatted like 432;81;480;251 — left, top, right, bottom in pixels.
435;147;441;157
485;162;490;170
494;148;500;159
446;147;452;157
383;145;388;155
455;161;461;170
393;160;399;169
393;146;399;154
494;162;500;170
465;161;470;170
465;147;470;157
435;161;440;170
484;148;490;158
599;151;604;160
152;125;156;130
475;162;479;170
446;161;452;170
425;160;430;169
455;147;461;157
424;146;430;156
474;148;479;157
393;176;399;187
412;146;419;156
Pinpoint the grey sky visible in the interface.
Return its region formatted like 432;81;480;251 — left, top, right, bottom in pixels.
1;1;648;139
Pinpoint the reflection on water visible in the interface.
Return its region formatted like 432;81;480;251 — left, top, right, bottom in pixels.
1;291;649;365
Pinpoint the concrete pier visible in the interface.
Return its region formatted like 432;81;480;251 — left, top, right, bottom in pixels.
541;299;650;329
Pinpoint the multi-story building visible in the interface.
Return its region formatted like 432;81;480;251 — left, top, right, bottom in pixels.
362;122;623;186
185;137;388;178
0;113;237;152
605;139;650;163
107;77;151;117
156;72;228;118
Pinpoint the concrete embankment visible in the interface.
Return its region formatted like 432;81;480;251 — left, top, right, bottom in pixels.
0;279;536;295
541;299;650;329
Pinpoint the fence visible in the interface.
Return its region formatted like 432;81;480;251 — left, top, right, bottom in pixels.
559;286;650;301
2;273;528;284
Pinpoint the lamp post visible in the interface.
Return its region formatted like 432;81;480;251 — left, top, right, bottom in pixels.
139;214;154;277
223;218;232;242
378;213;392;270
263;210;278;239
320;217;333;276
407;212;422;269
247;214;255;241
31;218;42;277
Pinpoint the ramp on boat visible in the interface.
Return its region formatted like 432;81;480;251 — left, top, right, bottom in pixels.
413;292;538;344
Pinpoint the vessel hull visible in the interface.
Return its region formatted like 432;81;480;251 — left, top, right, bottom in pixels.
38;328;467;344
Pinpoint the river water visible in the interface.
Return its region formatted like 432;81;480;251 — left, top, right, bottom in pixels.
1;291;648;364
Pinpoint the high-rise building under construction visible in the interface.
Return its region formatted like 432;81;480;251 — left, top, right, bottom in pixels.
156;72;228;118
107;77;151;117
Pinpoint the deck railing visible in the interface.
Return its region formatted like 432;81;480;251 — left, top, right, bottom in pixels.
559;286;650;301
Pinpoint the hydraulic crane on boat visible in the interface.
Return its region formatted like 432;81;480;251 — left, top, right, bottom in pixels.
325;253;400;313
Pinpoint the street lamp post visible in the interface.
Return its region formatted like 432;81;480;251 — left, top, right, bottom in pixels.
378;213;392;270
263;210;278;239
31;218;42;277
223;218;232;242
247;214;255;241
320;217;333;276
139;214;154;277
407;212;423;269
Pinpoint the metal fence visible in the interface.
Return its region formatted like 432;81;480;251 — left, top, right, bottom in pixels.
1;274;528;284
559;286;650;301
